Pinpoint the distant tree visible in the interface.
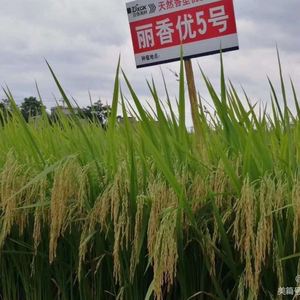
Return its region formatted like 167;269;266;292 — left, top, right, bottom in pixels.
82;100;111;126
0;99;11;125
20;97;44;121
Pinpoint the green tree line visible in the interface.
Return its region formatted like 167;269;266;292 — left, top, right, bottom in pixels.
0;97;111;126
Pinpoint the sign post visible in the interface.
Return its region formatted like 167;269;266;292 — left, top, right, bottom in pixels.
184;58;201;134
126;0;239;132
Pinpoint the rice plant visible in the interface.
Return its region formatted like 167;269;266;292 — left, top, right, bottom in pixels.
0;52;299;299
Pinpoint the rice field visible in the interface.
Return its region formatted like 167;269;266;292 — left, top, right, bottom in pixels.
0;53;299;299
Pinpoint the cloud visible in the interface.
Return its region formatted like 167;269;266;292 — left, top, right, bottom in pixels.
235;0;300;54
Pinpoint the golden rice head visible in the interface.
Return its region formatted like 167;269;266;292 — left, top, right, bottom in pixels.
32;178;48;255
147;181;177;260
211;164;228;209
0;155;20;247
293;178;300;252
110;166;131;284
78;225;92;279
79;183;111;273
188;174;208;213
233;178;256;292
49;158;88;263
130;195;148;281
89;182;112;236
203;224;216;277
254;177;274;294
152;207;178;300
80;165;132;284
274;242;284;295
0;153;36;247
17;167;42;236
237;272;246;300
77;165;90;214
272;176;287;215
207;163;232;246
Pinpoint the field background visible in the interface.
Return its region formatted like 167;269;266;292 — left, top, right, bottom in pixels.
0;54;299;299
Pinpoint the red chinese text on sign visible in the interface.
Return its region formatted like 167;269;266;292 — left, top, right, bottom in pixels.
126;0;239;68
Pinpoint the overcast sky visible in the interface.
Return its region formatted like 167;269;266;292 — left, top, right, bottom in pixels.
0;0;299;125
